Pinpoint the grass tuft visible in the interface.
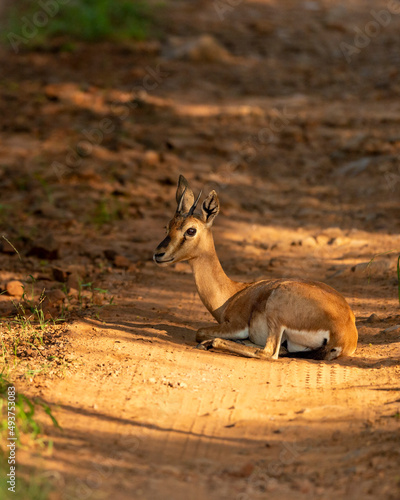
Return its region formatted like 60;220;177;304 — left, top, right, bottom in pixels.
3;0;153;49
0;374;58;498
0;373;60;442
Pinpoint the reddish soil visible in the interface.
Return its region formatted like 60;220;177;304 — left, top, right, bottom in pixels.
1;1;400;499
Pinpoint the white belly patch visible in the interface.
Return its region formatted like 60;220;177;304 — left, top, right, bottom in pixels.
284;328;330;352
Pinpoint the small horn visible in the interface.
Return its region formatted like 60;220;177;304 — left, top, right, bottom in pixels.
188;190;202;216
176;186;187;213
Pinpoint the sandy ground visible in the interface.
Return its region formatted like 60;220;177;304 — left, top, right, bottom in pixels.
1;0;400;499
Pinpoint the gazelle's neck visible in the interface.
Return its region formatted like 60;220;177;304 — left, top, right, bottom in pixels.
189;232;245;322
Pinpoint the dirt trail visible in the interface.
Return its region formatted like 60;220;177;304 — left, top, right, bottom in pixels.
1;0;400;499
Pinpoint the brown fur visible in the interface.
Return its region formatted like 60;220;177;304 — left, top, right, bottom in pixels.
154;176;358;361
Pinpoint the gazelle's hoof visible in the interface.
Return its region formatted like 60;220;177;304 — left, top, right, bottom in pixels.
196;340;214;350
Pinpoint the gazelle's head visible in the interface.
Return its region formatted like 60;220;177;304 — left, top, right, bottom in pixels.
153;175;219;266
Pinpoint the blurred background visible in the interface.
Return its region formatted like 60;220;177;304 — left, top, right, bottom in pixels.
0;0;399;297
0;0;399;238
0;2;400;498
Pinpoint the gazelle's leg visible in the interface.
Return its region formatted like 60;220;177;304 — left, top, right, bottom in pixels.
205;327;285;360
264;326;286;360
249;309;285;360
195;322;248;343
196;321;284;360
201;338;273;359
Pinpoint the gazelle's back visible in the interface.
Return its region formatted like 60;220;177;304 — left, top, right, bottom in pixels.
222;278;358;359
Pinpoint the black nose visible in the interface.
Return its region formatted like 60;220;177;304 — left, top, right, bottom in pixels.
154;252;165;259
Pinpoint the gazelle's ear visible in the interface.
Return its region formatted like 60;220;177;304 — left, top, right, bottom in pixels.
201;190;219;227
176;175;194;214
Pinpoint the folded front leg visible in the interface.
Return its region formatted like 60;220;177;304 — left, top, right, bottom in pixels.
196;322;284;360
199;338;273;359
195;322;249;343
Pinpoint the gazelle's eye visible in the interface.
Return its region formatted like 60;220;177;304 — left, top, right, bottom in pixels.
186;228;197;237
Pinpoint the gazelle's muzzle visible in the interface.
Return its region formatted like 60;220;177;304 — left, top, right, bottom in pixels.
153;235;174;265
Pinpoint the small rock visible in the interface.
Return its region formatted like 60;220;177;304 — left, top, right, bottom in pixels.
27;234;59;260
229;462;254;478
104;249;117;261
91;291;104;306
32;201;71;220
6;280;24;297
67;272;81;292
166;136;205;151
341;132;368;152
79;290;91;300
268;257;286;269
367;313;381;323
315;235;330;245
0;302;14;317
334;157;375;177
328;236;349;246
44;289;66;304
41;289;66;316
131;235;150;243
292;478;314;494
81;247;103;259
249;19;275;34
302;236;317;247
159;465;182;477
68;288;79;299
114;255;131;269
382;325;400;334
128;263;138;273
265;478;279;492
52;267;68;282
34;273;53;282
143;150;159;166
168;34;231;63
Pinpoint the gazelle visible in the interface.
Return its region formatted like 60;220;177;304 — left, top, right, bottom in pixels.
153;175;358;361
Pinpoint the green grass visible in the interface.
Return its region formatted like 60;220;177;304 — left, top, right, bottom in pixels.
1;275;68;376
0;373;60;442
92;197;125;227
75;280;114;309
4;0;153;49
10;280;62;346
0;372;60;499
0;461;54;500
